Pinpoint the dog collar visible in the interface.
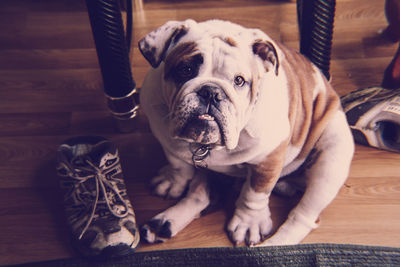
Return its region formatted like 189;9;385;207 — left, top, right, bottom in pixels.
189;143;213;168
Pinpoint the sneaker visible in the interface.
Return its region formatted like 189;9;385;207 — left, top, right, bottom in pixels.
56;136;140;257
341;87;400;153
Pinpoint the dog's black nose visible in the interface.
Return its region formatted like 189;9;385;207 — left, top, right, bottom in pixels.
197;85;223;103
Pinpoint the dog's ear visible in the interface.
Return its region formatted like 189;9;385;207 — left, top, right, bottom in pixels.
252;40;279;76
139;20;194;68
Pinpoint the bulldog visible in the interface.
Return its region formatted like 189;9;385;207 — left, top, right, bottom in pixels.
138;19;354;246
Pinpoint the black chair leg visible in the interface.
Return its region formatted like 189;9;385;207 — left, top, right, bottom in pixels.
297;0;336;81
86;0;139;133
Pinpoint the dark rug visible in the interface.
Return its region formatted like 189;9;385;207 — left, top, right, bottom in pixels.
16;243;400;267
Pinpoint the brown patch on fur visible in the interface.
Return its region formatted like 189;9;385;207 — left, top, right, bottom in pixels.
163;42;202;107
251;140;289;193
281;45;317;147
164;41;199;80
214;35;237;47
250;42;340;193
276;43;340;161
224;37;237;47
301;78;339;158
281;44;340;161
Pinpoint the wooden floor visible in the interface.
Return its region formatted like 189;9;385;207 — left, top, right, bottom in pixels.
1;0;400;265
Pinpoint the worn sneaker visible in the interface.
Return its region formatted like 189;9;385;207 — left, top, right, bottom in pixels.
341;87;400;153
56;136;139;257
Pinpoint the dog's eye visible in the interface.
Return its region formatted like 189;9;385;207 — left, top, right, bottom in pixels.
234;75;246;87
177;64;194;78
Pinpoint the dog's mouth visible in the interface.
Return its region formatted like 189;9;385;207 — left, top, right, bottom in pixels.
171;83;235;148
176;109;225;146
198;113;214;121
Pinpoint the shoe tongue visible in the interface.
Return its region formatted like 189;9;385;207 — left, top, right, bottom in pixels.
87;140;118;168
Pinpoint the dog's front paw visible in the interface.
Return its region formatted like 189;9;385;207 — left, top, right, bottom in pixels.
151;165;190;199
141;207;195;244
227;206;273;246
256;211;321;246
141;217;174;244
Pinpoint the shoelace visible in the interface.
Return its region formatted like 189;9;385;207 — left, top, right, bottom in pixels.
59;157;130;240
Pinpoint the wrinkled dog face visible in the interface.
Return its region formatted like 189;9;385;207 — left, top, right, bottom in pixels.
165;38;253;149
139;20;279;150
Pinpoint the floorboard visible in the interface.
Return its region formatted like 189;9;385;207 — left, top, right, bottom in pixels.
0;0;399;265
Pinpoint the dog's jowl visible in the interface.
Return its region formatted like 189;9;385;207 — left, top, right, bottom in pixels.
138;19;354;246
